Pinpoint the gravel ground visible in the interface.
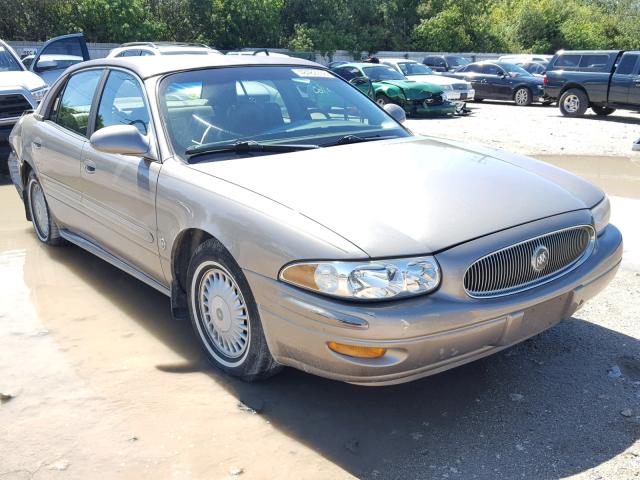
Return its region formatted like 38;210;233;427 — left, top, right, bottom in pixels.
1;101;639;479
406;101;640;157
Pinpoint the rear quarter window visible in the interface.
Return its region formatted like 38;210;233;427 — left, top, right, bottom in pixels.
554;55;581;69
579;54;610;71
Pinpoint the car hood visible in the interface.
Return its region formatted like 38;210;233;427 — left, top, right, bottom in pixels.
190;137;603;257
0;71;47;91
374;79;442;97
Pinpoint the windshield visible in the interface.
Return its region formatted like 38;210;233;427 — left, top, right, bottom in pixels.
444;56;471;67
159;66;408;160
362;65;406;81
0;45;23;72
499;63;531;77
397;62;433;76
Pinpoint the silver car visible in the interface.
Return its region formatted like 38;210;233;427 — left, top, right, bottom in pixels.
8;55;622;385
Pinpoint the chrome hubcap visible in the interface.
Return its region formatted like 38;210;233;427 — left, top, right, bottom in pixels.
515;89;528;105
30;181;49;238
563;94;580;113
198;266;249;358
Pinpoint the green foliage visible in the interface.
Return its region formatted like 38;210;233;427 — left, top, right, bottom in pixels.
1;0;639;54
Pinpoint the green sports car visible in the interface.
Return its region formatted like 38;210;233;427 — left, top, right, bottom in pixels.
331;62;457;116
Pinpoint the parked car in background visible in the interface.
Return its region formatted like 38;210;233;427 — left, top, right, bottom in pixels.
544;50;640;117
498;54;552;64
519;61;548;76
331;63;456;115
108;42;222;58
8;54;621;385
0;39;49;171
447;61;546;106
422;55;471;72
327;60;349;69
22;33;89;86
382;59;475;101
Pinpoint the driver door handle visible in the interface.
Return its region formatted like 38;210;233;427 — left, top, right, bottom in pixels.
84;160;96;174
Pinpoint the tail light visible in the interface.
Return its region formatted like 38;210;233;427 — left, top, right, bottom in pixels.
543;75;548;86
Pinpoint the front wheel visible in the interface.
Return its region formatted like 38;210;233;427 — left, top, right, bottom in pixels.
376;94;392;107
187;238;281;381
513;87;532;106
27;171;62;245
559;88;588;117
592;105;616;116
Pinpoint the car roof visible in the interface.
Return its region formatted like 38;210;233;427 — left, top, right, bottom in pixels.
335;62;394;69
382;58;419;64
66;55;322;80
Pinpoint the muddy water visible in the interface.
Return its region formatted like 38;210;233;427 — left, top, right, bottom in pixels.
0;153;639;480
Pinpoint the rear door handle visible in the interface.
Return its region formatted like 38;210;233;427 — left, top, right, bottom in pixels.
32;141;41;150
84;160;96;174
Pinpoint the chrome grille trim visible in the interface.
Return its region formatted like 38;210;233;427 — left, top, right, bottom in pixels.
464;225;595;298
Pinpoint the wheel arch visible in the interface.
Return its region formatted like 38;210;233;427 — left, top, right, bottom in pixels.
20;159;35;221
559;83;590;102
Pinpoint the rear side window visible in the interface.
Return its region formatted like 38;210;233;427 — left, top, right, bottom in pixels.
579;54;609;70
463;64;481;73
481;64;501;75
554;55;581;68
54;69;102;136
96;70;150;135
616;54;639;75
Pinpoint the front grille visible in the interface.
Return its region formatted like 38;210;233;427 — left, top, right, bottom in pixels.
424;94;444;106
463;225;595;298
0;94;32;120
452;83;467;90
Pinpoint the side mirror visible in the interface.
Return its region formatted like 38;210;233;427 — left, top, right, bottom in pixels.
90;125;151;157
35;59;58;72
384;103;406;124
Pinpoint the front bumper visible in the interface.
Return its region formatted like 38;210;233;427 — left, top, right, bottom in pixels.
246;215;622;386
0;125;14;170
404;99;457;116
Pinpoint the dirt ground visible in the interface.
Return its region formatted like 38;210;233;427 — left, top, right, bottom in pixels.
2;101;640;479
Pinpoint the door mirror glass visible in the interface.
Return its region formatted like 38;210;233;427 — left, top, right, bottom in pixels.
384;103;406;123
90;125;151;157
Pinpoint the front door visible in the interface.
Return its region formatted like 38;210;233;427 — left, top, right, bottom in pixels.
30;33;90;85
31;68;103;230
610;53;640;105
80;68;164;282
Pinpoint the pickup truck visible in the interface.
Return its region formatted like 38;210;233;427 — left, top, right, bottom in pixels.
544;50;640;117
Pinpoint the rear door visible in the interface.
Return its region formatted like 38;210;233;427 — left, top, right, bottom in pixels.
482;64;511;98
30;33;90;85
79;68;164;281
31;68;103;230
609;53;640;105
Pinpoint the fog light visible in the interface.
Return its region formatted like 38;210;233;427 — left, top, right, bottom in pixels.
327;341;386;359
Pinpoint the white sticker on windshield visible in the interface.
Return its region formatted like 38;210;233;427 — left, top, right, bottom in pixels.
292;68;333;78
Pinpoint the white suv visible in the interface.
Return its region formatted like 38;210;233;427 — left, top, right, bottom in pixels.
107;42;222;58
0;39;48;169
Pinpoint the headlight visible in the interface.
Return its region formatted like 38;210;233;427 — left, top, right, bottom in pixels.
30;86;49;102
591;196;610;236
441;91;448;100
280;256;441;300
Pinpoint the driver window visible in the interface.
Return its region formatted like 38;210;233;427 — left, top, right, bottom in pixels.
54;69;103;136
96;70;150;135
481;64;501;75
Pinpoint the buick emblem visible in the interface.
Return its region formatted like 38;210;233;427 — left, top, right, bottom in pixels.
531;245;549;272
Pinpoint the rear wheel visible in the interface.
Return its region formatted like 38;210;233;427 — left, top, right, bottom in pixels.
27;171;62;245
592;105;616;116
559;88;588;117
513;87;532;106
187;238;281;381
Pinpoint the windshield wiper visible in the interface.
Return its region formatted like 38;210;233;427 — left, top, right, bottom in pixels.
326;134;399;147
186;140;320;159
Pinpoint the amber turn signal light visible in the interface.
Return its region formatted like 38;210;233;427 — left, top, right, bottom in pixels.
327;341;386;359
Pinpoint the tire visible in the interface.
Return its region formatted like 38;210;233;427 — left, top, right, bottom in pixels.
376;94;391;107
26;171;62;245
513;87;532;106
187;238;281;381
592;105;616;116
559;88;588;117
